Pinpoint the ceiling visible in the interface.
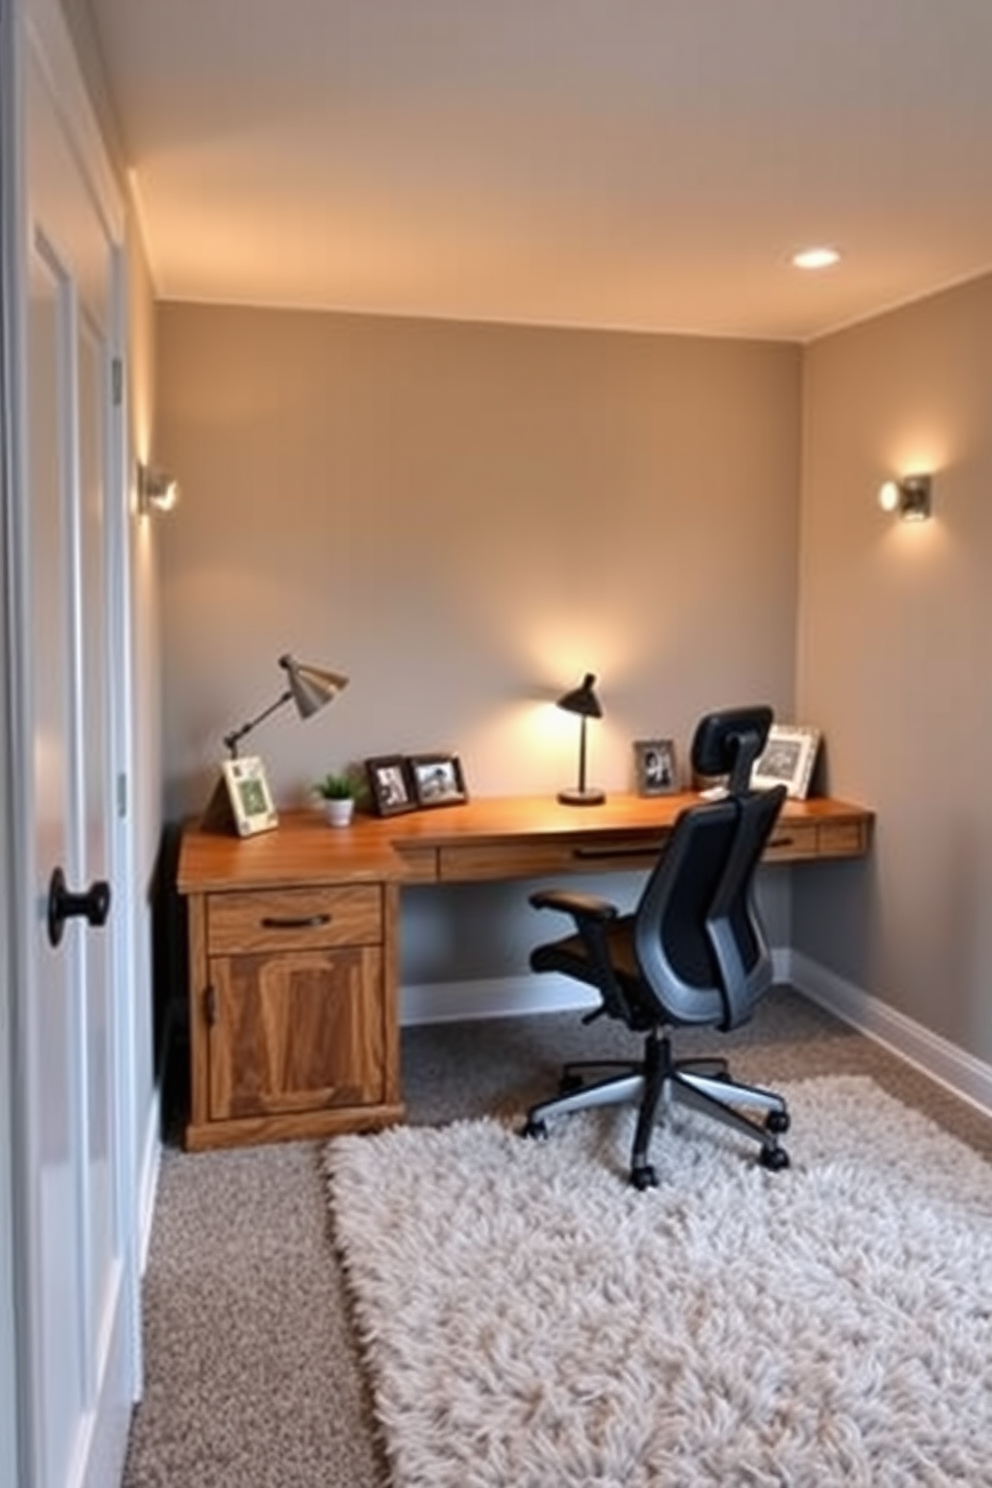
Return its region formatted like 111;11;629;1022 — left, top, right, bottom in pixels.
85;0;992;342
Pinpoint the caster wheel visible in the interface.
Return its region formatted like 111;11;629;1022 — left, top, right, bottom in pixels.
759;1144;790;1172
521;1118;548;1141
559;1073;584;1096
630;1164;658;1191
765;1109;790;1136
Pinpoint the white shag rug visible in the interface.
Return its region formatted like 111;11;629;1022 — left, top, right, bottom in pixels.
325;1077;992;1488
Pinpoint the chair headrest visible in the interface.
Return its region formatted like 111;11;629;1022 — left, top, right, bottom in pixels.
691;706;774;794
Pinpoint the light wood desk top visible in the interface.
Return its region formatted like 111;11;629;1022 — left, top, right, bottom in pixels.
178;790;874;893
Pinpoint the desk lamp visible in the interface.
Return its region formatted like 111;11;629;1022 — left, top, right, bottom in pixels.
556;672;605;806
223;653;349;758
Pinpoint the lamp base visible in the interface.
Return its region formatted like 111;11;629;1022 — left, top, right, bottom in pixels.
557;787;606;807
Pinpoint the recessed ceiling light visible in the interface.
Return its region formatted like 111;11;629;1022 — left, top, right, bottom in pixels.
792;246;841;271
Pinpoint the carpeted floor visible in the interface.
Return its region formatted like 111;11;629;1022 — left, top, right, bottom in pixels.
121;989;992;1488
328;1076;992;1487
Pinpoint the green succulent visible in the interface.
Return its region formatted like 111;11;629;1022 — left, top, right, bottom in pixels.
314;771;357;801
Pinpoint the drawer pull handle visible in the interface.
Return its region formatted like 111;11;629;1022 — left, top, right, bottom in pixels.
573;845;659;861
769;836;794;849
260;913;332;929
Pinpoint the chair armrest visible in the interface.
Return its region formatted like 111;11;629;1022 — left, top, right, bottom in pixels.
529;889;619;923
530;888;634;1027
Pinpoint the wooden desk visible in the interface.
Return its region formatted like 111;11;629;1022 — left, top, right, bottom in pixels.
177;792;873;1151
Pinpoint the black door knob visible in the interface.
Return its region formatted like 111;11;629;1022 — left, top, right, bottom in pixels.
46;866;112;948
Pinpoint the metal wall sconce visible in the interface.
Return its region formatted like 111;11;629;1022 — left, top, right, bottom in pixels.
223;653;349;758
138;463;180;514
878;474;932;522
556;671;605;806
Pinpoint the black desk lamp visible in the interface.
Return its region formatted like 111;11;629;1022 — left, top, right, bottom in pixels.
556;672;605;806
223;653;349;758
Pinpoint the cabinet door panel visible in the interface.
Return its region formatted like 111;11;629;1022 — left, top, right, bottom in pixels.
208;948;384;1120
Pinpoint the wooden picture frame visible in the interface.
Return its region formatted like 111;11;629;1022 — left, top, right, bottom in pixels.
634;738;679;796
408;753;468;809
751;725;821;800
202;755;279;836
365;755;417;817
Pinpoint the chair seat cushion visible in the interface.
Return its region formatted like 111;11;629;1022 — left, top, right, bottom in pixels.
531;917;660;1029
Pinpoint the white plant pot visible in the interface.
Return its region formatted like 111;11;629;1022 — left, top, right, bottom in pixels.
324;798;355;827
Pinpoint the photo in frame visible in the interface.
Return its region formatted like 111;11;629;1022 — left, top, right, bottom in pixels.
633;738;679;796
408;753;468;808
202;755;279;836
365;755;417;817
751;724;821;800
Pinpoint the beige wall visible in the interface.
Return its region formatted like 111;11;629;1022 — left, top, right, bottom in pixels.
156;306;801;980
797;272;992;1061
157;306;801;813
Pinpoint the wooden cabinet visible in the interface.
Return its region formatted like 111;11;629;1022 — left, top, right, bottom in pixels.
182;863;404;1151
205;885;385;1124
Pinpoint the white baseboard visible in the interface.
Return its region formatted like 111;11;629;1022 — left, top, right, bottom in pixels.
787;949;992;1118
136;1090;161;1277
401;949;796;1027
401;950;992;1121
401;974;598;1026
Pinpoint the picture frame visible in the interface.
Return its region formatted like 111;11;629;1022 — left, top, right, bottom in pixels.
408;753;469;809
202;755;279;836
633;738;679;796
751;725;821;800
365;755;417;817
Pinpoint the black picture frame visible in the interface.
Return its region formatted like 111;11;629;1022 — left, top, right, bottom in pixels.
365;755;417;816
633;738;679;797
408;753;469;809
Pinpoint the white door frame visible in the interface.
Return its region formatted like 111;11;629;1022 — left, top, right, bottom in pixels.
2;0;141;1482
0;1;22;1435
1;0;33;1478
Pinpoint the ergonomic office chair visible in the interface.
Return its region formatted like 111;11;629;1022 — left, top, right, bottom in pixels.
522;706;791;1188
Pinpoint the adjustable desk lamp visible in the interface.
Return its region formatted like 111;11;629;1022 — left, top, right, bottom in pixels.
203;653;349;834
556;672;605;806
223;653;348;758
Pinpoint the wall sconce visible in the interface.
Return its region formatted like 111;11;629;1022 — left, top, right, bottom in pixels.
878;474;932;522
223;653;349;758
138;463;180;514
556;672;605;806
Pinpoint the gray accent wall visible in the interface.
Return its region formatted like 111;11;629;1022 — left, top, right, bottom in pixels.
156;306;802;814
797;272;992;1064
155;305;801;1002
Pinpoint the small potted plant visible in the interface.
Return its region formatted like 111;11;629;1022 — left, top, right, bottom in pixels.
314;770;358;827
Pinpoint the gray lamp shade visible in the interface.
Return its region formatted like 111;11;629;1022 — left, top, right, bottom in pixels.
279;654;349;718
223;653;349;757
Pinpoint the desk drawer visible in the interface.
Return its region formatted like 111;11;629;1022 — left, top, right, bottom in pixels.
206;885;382;953
438;838;664;882
817;821;868;858
763;822;818;861
394;844;439;882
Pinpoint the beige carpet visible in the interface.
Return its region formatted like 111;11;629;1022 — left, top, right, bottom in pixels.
327;1077;992;1488
121;992;992;1487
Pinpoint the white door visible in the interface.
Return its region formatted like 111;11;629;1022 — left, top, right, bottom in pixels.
14;5;136;1484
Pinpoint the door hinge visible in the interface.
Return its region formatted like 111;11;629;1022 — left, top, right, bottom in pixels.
112;356;123;407
204;985;217;1025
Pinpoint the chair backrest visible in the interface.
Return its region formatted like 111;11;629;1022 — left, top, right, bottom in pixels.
633;708;786;1031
